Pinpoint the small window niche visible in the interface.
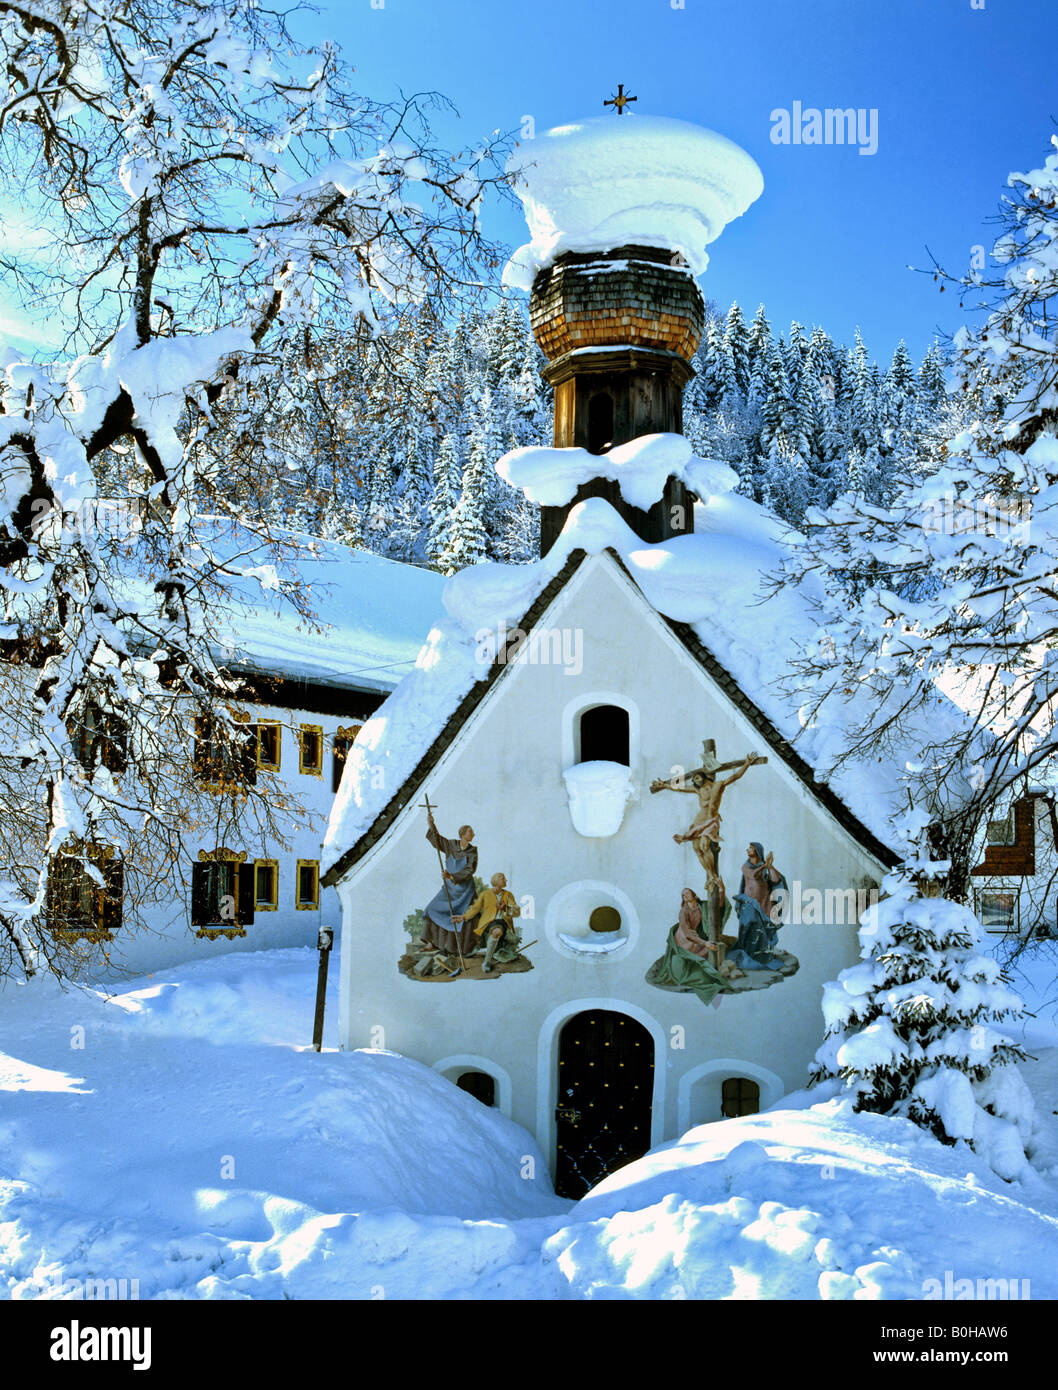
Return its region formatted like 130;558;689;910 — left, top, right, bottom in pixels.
587;391;614;456
977;889;1017;934
546;881;637;959
69;705;128;776
576;704;630;766
192;848;255;939
47;845;123;942
332;724;361;794
564;702;635;837
255;859;278;911
456;1071;496;1107
256;722;281;773
721;1077;760;1119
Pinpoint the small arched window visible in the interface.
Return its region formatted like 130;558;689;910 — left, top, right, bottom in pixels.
456;1070;496;1107
577;704;630;766
721;1077;760;1119
588;392;614;455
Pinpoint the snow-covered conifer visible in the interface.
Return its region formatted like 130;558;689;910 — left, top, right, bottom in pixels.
811;867;1036;1180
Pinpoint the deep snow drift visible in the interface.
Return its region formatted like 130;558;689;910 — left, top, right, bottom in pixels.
1;947;1056;1300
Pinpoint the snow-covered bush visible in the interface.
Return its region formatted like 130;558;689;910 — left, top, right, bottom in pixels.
810;869;1038;1180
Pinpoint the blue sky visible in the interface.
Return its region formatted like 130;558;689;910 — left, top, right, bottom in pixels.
306;0;1058;363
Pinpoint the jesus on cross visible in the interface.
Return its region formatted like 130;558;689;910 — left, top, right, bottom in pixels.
650;743;766;891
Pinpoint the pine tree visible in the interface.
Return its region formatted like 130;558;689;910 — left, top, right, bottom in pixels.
881;340;917;452
722;301;751;397
759;345;792;454
713;325;739;409
365;447;395;536
498;491;540;562
694;318;723;412
438;428;490;573
917;341;947;417
785;320;809;380
747;303;772;386
426;432;463;565
810;868;1036;1180
764;442;810;525
510;334;547;447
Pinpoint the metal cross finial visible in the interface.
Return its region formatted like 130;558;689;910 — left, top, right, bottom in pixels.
604;84;637;115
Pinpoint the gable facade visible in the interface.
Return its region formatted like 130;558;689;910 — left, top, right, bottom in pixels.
331;553;891;1181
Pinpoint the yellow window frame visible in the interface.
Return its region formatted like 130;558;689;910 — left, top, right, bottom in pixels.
255;858;279;910
299;724;324;777
256;721;282;773
296;859;320;910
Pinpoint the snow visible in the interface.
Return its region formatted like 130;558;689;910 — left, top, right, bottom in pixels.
99;515;444;694
814;878;1040;1182
3;945;1057;1300
562;759;637;837
496;431;739;513
545;1096;1058;1299
503;116;764;290
0;950;565;1301
200;522;445;693
325;437;967;873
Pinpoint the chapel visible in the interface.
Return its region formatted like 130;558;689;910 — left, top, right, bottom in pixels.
321;114;903;1196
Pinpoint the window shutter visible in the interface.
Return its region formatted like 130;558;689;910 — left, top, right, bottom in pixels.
45;858;64;926
240;729;258;787
332;737;349;793
191;863;209;926
102;858;124;933
237;861;256;925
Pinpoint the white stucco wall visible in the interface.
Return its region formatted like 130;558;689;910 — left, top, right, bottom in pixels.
336;555;887;1167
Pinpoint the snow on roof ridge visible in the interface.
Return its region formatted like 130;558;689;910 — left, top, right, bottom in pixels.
496;433;739;513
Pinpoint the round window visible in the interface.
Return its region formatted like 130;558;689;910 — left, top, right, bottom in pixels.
589;905;622;934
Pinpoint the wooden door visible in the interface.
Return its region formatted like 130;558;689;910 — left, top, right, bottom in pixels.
554;1010;654;1199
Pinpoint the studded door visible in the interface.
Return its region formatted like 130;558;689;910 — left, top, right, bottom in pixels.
554;1010;654;1199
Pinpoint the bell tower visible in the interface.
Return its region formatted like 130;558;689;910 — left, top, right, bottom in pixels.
529;243;705;552
505;112;763;556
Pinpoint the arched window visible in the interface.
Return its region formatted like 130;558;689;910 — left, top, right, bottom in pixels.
588;392;614;455
577;704;630;765
721;1077;760;1119
456;1070;496;1107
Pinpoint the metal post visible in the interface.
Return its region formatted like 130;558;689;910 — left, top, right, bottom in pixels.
312;926;333;1052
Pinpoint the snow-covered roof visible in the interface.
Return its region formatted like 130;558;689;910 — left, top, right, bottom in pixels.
323;442;970;881
110;517;444;697
209;526;446;694
503;115;763;291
